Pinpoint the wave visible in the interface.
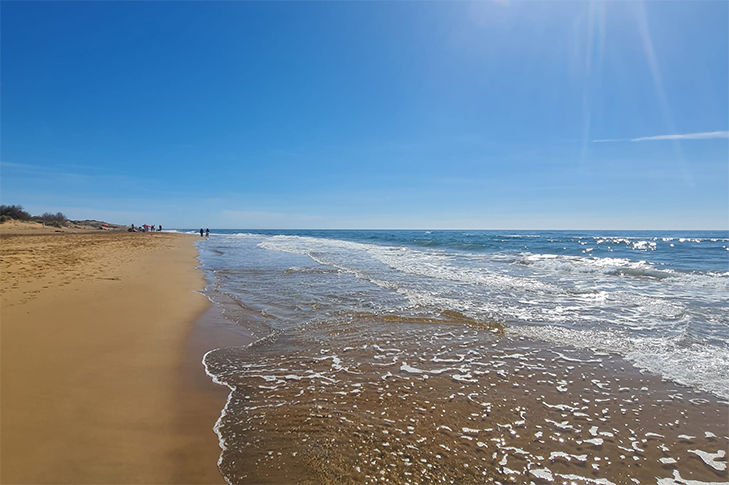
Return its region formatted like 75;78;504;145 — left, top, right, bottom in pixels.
258;234;727;295
508;325;729;400
214;231;729;398
608;267;673;279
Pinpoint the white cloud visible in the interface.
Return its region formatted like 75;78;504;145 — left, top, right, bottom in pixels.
593;131;729;143
631;131;729;142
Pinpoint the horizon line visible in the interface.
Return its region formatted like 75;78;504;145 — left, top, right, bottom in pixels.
171;227;729;232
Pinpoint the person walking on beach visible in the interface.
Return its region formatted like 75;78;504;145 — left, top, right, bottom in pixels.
205;228;210;237
200;228;204;237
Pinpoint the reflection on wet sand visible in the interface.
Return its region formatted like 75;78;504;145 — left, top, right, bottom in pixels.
205;314;728;485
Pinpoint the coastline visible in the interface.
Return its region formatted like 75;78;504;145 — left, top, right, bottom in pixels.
176;292;257;483
3;228;727;484
197;230;729;485
0;230;225;483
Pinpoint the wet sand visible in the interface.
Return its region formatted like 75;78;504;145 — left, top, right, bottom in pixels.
206;314;729;485
0;231;227;483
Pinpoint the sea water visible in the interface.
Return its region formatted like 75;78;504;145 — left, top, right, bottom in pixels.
192;230;728;484
196;230;728;399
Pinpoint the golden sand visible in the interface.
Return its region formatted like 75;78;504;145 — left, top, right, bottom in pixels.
0;230;225;484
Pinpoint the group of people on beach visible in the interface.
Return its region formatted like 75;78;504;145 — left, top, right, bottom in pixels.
129;224;162;233
127;224;209;236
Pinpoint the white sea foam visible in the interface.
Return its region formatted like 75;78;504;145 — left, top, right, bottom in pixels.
201;348;238;485
400;362;452;375
556;473;616;485
509;325;729;399
656;470;729;485
531;468;554;481
229;232;729;399
687;449;727;471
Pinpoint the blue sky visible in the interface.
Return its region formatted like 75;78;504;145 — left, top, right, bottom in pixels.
2;1;727;229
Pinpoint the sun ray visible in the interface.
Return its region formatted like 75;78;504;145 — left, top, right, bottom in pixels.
579;1;606;171
633;0;695;188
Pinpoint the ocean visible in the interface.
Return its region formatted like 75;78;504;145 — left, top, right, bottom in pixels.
191;230;728;484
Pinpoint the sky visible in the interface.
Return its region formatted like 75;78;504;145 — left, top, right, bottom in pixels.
1;1;727;230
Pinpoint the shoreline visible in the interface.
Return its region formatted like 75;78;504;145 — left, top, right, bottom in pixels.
0;231;228;483
176;292;257;482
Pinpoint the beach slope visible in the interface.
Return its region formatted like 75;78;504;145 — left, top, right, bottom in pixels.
0;231;224;483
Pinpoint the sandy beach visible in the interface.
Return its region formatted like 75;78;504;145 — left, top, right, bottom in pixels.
0;229;227;483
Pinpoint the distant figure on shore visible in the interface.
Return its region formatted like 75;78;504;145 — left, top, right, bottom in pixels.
200;228;204;237
158;225;162;232
205;228;210;237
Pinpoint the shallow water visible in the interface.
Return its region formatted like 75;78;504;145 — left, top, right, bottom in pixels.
205;315;728;485
193;230;729;484
196;230;728;398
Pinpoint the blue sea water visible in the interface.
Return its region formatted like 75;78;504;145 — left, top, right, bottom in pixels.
191;229;729;398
